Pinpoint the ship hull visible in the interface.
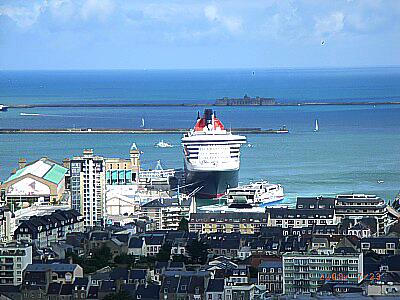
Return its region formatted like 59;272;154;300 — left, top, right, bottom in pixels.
185;167;239;199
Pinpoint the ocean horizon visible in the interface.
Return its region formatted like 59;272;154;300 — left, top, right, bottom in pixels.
1;67;400;205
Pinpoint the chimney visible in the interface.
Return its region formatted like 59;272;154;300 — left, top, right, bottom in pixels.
18;158;26;169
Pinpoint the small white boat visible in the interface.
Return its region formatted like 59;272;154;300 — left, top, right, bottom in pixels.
140;117;145;128
20;113;41;116
314;119;319;132
377;180;384;184
155;140;173;148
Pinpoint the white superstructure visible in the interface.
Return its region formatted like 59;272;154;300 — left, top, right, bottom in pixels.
182;109;246;172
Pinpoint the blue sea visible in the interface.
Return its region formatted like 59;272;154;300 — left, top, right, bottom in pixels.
1;67;400;205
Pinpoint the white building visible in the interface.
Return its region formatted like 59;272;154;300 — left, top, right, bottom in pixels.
0;207;13;243
266;207;338;228
70;149;106;227
0;243;32;285
106;185;141;216
282;251;363;294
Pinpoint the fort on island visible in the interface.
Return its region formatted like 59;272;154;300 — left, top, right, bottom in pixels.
215;94;276;106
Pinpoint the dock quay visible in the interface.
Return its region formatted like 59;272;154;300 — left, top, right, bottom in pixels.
4;101;400;109
0;127;289;134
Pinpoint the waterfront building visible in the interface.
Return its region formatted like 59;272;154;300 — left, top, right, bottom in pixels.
266;207;337;228
282;250;363;294
105;143;140;185
0;243;32;285
0;157;69;212
335;194;388;235
189;212;268;234
141;197;195;231
296;196;335;210
0;207;13;242
14;209;84;249
70;149;106;228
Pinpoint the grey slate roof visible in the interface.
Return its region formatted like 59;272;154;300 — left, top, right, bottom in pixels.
206;278;224;293
128;237;144;248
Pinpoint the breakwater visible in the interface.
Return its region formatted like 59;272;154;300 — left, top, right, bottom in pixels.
5;101;400;109
0;128;289;134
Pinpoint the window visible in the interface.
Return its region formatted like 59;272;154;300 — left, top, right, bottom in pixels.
361;243;370;249
387;243;395;249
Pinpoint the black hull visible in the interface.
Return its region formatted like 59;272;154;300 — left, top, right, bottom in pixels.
185;168;238;198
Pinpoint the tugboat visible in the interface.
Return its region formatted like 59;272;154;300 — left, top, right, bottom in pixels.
182;109;246;199
0;105;9;112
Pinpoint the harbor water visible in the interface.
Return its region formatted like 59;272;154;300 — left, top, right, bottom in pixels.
1;68;400;205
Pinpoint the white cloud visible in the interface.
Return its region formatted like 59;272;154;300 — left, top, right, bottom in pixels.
204;4;242;33
0;1;47;28
315;11;345;37
81;0;114;21
204;5;218;21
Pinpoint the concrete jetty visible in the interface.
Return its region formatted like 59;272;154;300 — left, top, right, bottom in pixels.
5;101;400;109
0;128;289;134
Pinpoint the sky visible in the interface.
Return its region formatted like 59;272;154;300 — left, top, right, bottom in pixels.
0;0;400;70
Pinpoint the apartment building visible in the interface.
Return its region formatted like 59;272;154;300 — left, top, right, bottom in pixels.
266;207;337;228
0;243;32;285
141;197;195;231
282;250;363;294
14;209;84;249
189;212;268;234
70;149;106;227
335;194;388;235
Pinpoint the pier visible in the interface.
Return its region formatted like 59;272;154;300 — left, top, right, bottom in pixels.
4;101;400;109
0;128;289;134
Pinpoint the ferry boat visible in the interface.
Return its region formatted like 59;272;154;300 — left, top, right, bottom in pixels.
181;109;246;198
0;105;8;112
226;181;284;207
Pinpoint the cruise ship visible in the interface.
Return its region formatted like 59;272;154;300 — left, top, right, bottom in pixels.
181;109;246;198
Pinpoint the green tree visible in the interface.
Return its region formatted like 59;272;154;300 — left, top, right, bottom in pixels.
177;217;189;232
69;245;113;274
114;253;137;266
156;242;172;262
187;239;208;264
103;291;134;300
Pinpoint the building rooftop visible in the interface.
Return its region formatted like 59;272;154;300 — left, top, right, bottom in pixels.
5;157;68;184
25;263;79;273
